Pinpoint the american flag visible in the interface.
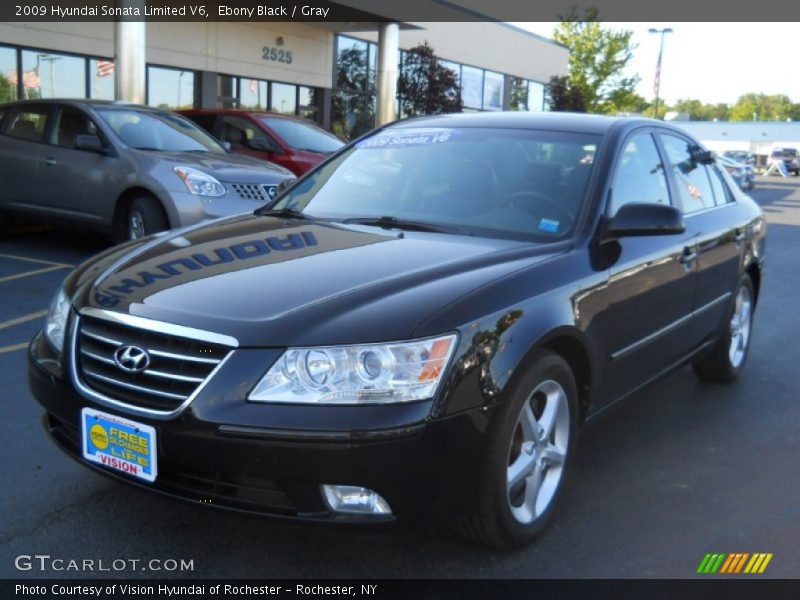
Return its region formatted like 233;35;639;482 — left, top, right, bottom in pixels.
96;60;115;78
249;78;258;94
7;69;41;89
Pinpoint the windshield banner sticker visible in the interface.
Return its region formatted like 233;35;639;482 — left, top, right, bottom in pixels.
356;129;460;150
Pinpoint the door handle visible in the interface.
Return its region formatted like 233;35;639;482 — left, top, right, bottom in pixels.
44;157;57;166
679;247;697;265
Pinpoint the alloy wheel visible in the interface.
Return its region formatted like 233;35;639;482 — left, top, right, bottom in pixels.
729;285;752;369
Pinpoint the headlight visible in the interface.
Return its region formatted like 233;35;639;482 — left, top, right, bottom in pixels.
44;286;71;354
248;334;458;405
174;166;225;197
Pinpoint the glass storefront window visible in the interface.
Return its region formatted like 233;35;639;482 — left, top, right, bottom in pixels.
336;36;370;94
89;58;115;100
270;82;296;114
439;60;461;84
298;86;320;121
21;50;85;100
483;70;504;111
528;81;545;112
1;46;18;103
460;65;483;109
331;89;373;141
147;66;195;109
239;78;268;110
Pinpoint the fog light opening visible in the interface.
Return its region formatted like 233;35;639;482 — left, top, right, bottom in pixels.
321;484;392;516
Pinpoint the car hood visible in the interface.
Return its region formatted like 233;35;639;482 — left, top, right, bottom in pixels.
70;215;561;346
142;150;293;182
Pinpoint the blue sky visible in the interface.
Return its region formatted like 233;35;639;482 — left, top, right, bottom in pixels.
513;22;800;106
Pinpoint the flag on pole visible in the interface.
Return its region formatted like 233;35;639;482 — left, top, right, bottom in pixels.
96;60;115;78
249;78;258;94
8;69;41;89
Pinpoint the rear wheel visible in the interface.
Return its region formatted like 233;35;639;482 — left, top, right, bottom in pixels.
693;274;754;383
119;195;168;242
457;351;578;549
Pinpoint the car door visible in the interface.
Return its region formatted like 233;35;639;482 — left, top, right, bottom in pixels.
659;133;744;345
593;130;698;403
40;104;117;224
0;103;53;212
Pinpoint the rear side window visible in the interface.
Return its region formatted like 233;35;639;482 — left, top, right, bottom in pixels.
5;106;50;143
707;166;733;206
52;106;99;149
660;134;716;213
610;133;670;215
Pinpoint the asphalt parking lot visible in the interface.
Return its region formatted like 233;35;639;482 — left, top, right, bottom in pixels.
1;177;799;579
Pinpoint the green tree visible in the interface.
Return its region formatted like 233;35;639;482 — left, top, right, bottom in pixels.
553;8;639;114
397;42;462;117
729;93;799;121
545;75;587;112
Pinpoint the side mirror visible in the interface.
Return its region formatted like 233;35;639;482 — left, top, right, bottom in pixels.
606;203;685;238
247;137;283;154
75;134;107;154
690;144;715;165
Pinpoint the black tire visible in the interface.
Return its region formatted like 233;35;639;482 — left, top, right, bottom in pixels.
693;274;755;383
119;196;168;243
457;350;579;549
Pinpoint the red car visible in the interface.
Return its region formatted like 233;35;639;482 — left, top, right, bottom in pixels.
179;109;344;176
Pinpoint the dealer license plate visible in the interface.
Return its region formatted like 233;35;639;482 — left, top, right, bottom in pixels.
81;408;157;483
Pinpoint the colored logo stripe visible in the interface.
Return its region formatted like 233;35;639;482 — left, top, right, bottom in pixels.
698;553;773;574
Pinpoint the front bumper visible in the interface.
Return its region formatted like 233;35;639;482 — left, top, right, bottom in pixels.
164;188;275;228
28;332;490;527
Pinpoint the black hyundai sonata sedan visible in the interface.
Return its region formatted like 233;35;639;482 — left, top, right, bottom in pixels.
29;113;765;548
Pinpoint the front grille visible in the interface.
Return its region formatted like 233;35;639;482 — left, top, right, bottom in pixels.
231;183;277;202
76;316;229;412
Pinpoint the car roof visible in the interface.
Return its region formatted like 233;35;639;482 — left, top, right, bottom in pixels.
180;108;298;120
0;98;165;111
386;111;663;135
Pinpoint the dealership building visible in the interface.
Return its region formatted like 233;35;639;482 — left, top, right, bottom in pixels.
0;6;568;139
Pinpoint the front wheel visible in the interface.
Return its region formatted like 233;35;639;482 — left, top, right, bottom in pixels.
457;351;578;549
122;196;168;242
693;274;754;383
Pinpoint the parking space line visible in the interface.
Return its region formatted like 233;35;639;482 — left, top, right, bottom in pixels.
0;253;75;268
0;342;28;355
0;310;48;331
0;264;68;284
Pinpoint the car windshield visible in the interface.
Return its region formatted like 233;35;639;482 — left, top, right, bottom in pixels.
259;116;344;154
271;126;601;241
96;108;226;153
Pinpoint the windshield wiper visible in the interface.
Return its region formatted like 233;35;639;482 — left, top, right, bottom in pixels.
342;216;457;234
257;207;310;220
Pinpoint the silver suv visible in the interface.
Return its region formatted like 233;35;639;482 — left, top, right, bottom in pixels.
0;100;294;241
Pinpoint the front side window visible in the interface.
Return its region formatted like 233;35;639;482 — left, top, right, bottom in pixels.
259;117;343;154
52;106;99;149
707;165;734;206
660;134;716;213
97;108;224;153
5;106;50;142
219;115;272;149
610;133;670;215
273;127;601;241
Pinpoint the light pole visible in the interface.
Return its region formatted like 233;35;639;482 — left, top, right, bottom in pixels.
648;27;672;119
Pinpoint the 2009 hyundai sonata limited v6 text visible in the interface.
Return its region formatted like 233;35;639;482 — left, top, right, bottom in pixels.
29;113;766;548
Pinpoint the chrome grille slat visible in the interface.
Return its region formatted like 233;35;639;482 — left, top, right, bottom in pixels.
83;369;189;401
75;314;231;414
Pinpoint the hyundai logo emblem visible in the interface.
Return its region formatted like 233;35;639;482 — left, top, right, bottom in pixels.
113;345;151;373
